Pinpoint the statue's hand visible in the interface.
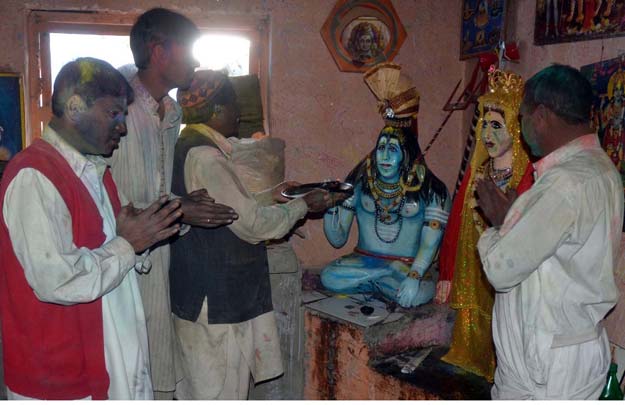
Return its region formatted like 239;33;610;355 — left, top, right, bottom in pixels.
397;277;421;308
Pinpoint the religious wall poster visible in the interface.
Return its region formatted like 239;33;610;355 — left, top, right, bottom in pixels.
321;0;406;73
535;0;625;45
0;73;25;163
460;0;507;60
581;55;625;227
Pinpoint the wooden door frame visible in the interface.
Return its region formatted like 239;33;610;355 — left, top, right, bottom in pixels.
26;9;269;143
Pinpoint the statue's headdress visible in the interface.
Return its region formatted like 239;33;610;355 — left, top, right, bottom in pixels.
478;68;524;115
364;62;420;128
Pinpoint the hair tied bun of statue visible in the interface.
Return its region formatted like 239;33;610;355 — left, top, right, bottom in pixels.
363;62;420;128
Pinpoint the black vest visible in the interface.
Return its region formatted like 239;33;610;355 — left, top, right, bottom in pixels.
170;127;272;324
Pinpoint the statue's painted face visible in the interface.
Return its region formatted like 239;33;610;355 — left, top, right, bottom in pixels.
376;128;403;182
481;110;512;159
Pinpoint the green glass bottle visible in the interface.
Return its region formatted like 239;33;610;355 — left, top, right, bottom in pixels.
599;363;624;400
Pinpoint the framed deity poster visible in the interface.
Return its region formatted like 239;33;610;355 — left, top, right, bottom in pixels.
535;0;625;45
460;0;507;60
0;73;25;164
581;56;625;227
321;0;407;73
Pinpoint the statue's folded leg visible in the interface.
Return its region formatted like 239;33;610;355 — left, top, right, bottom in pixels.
321;261;393;294
375;269;439;306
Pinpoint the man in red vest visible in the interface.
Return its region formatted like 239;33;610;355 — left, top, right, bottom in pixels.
0;57;183;400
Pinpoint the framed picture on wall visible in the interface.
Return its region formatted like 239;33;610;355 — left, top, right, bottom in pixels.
535;0;625;45
581;55;625;228
321;0;407;73
0;73;25;164
460;0;507;60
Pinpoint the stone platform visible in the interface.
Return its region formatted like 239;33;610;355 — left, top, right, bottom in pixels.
303;299;491;400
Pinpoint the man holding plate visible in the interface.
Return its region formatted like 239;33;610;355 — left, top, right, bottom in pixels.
170;69;344;400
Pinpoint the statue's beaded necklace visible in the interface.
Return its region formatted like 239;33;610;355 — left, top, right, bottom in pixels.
487;159;513;188
366;157;424;244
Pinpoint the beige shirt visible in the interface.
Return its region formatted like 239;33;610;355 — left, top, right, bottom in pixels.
183;124;308;244
2;126;152;399
180;124;308;383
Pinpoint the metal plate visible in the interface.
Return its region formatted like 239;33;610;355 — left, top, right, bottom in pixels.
281;181;354;199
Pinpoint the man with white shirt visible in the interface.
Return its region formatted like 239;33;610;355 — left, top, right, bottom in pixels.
0;57;183;399
109;9;239;399
476;64;623;399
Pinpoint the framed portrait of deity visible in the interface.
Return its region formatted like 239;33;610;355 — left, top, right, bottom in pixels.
320;0;406;73
581;56;625;228
535;0;625;45
0;73;25;177
460;0;507;60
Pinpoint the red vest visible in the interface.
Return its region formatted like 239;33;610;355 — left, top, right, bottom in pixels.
0;139;122;399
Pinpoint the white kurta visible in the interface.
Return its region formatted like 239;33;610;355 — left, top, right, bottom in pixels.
174;124;308;399
478;134;623;400
107;64;183;393
2;127;152;399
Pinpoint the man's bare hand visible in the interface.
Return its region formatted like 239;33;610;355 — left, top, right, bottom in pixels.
179;189;238;228
117;195;182;253
329;191;351;207
185;188;215;204
302;189;333;213
475;179;518;227
272;181;300;203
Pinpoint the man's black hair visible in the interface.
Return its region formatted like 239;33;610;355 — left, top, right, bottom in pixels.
523;64;593;125
130;8;200;70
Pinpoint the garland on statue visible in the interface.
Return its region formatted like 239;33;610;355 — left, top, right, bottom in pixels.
365;156;426;243
487;159;513;188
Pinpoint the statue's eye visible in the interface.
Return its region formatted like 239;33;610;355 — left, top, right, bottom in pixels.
492;121;503;129
377;143;386;151
388;145;399;153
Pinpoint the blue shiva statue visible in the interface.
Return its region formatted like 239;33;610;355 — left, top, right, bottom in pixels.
321;62;451;308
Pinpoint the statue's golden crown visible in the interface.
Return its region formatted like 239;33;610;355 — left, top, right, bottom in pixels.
480;69;524;112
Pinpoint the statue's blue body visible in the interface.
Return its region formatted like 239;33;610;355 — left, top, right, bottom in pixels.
321;128;451;307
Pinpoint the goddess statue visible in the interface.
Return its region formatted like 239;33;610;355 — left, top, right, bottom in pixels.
321;62;451;308
436;69;533;381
